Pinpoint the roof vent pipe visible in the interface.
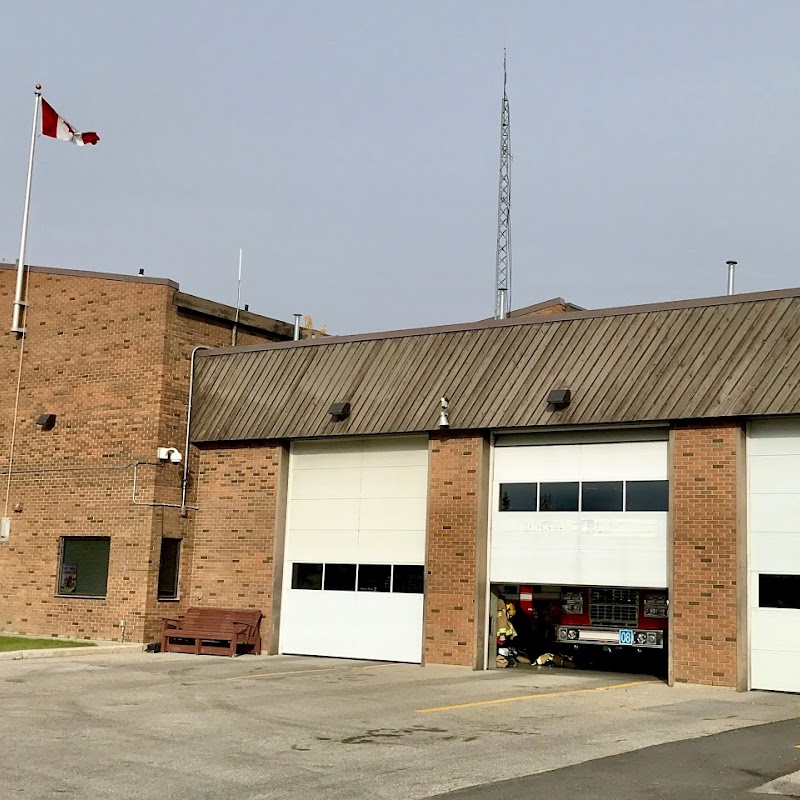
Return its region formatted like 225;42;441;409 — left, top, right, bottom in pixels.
726;261;737;296
498;288;508;320
293;313;302;341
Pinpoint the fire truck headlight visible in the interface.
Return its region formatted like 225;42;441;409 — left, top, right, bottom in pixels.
647;632;657;645
567;628;578;641
558;628;567;640
634;632;648;645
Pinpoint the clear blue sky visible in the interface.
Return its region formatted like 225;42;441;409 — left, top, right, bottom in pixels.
2;1;799;333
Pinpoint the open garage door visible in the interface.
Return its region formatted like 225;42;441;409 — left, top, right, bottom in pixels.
280;437;428;663
490;432;669;663
748;420;800;693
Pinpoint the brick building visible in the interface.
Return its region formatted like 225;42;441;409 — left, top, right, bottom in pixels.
186;288;800;693
0;263;300;643
3;273;799;695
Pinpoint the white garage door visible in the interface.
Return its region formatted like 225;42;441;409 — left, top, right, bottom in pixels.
280;436;428;663
491;433;669;587
748;419;800;693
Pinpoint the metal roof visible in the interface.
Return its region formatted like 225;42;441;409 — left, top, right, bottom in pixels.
190;288;800;442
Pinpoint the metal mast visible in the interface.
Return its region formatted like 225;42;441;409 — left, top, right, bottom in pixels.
494;51;512;319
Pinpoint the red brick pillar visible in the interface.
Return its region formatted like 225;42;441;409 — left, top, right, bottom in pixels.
671;422;744;687
190;442;288;645
424;432;490;668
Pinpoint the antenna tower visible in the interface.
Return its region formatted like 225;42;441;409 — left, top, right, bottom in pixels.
494;51;512;319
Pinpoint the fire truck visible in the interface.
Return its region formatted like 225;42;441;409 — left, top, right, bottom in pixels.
519;585;668;652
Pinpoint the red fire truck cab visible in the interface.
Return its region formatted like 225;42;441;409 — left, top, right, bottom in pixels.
553;586;668;650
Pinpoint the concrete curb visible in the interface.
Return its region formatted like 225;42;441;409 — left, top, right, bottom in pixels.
754;770;800;797
0;642;144;661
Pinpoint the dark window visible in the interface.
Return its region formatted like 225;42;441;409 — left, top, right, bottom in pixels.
58;537;110;598
499;483;537;512
539;482;579;511
626;480;669;511
581;481;623;512
324;563;357;591
393;565;425;594
292;563;323;590
157;538;181;600
357;564;391;592
759;574;800;609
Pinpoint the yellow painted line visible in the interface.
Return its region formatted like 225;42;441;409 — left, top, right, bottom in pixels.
362;663;402;670
225;667;338;682
416;679;655;713
794;745;800;749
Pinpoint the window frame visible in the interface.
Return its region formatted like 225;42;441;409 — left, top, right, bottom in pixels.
56;536;111;599
291;562;324;590
498;482;538;512
581;480;624;512
625;479;669;512
758;573;800;610
157;537;182;601
538;481;580;512
323;563;357;592
391;564;425;594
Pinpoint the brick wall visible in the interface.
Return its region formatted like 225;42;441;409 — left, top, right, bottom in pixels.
0;266;287;643
189;443;286;643
671;421;742;687
424;431;489;667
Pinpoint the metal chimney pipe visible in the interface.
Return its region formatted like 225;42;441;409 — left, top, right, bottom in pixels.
726;261;737;296
293;313;302;341
498;288;508;320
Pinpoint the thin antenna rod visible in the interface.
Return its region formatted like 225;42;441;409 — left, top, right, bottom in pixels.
231;248;242;346
494;52;512;319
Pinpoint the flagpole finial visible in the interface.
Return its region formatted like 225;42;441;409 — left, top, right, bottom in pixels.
35;84;41;93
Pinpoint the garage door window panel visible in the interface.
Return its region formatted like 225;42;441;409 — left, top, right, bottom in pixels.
759;574;800;609
58;537;110;598
499;483;537;512
292;563;323;590
358;564;391;592
581;481;623;512
539;482;579;512
626;480;669;511
392;565;424;594
324;563;357;591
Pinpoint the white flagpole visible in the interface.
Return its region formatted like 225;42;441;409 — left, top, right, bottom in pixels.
11;84;42;335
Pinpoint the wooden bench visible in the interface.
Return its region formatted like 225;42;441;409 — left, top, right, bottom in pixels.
161;607;262;657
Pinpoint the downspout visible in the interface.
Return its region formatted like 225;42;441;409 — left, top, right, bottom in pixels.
180;345;211;517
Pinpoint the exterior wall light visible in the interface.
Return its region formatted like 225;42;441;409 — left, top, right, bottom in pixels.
547;388;571;409
329;402;351;421
35;413;57;431
438;397;450;428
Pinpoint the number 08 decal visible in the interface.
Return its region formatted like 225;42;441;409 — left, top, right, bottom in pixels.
619;629;634;645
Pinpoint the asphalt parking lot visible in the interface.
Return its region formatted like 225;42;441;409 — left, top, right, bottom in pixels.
1;651;799;799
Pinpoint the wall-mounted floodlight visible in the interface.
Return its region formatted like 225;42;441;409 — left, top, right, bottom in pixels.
328;401;351;421
35;413;57;431
547;388;572;409
438;397;450;428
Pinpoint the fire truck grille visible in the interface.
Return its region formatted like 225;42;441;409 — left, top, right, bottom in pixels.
589;588;639;627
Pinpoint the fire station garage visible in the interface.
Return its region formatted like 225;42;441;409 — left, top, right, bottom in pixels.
748;419;800;693
188;287;800;692
279;437;428;663
490;431;670;665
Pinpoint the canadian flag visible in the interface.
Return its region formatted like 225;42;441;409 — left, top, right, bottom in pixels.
41;98;99;146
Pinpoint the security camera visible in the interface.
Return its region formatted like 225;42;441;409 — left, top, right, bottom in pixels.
157;447;182;464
